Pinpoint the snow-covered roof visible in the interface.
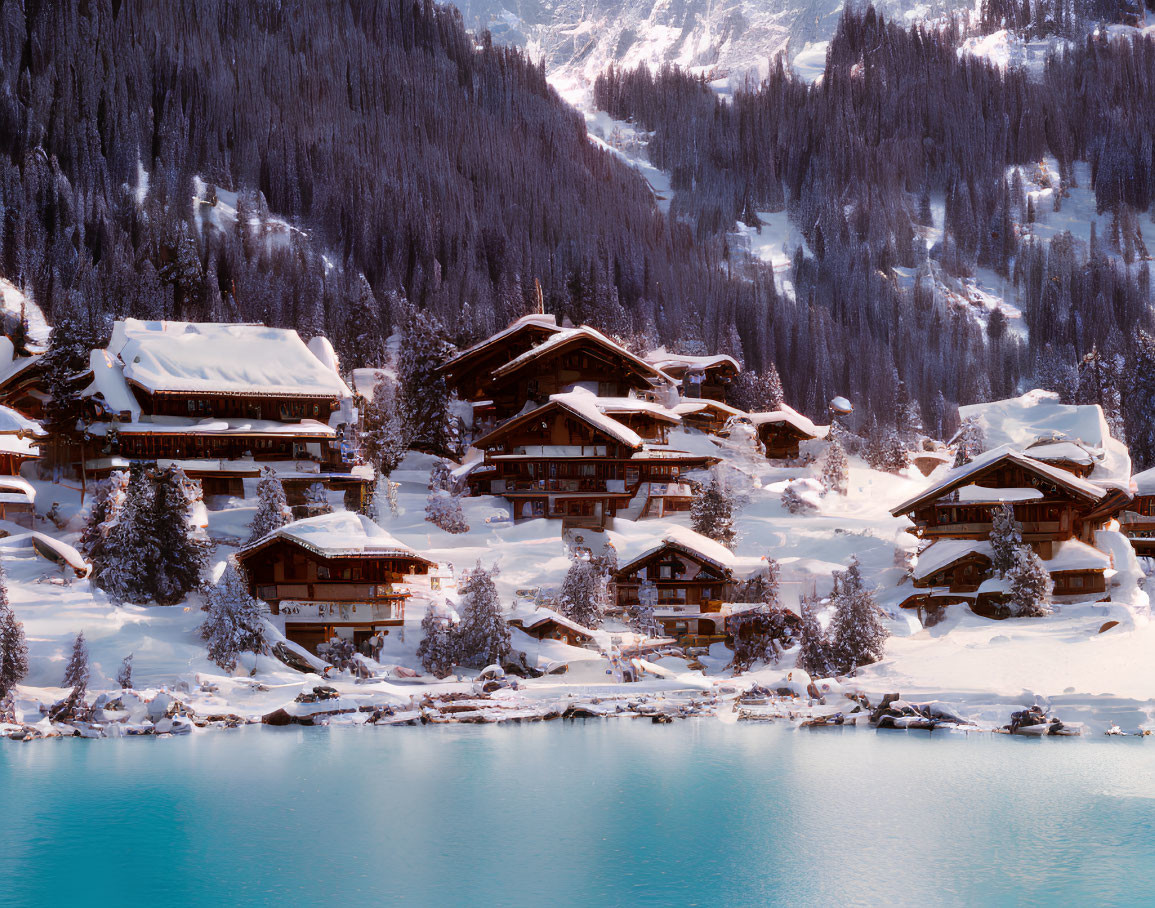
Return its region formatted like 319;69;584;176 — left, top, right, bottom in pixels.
586;395;681;423
490;326;671;385
508;606;595;639
642;348;741;374
913;540;993;581
0;404;43;437
1133;467;1155;497
240;511;433;562
673;399;745;419
108;319;351;399
82;349;142;420
0;353;41;390
746;406;825;439
1047;539;1112;573
617;525;760;577
957;390;1130;483
0;434;39;458
85;416;337;438
306;335;340;374
0;474;35;502
440;313;561;371
1026;440;1096;467
891;445;1112;516
956;485;1044;504
0;526;89;576
473;390;644;451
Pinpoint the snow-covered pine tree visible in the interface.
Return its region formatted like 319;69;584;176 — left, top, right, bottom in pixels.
79;471;130;565
953;417;986;467
150;465;210;606
729;607;795;673
362;375;409;476
425;489;469;533
691;475;737;549
201;561;268;672
417;604;459;678
399;307;455;456
795;594;836;678
96;463;160;604
821;438;849;496
731;364;785;412
557;554;608;629
246;468;291;544
829;559;888;674
116;654;134;690
0;560;29;700
781;483;816;514
1125;330;1155;471
989;502;1023;576
628;579;662;637
1006;545;1053;617
456;563;511;669
303;482;333;516
62;631;90;691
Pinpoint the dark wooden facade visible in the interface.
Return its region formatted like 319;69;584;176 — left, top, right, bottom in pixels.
439;315;562;404
237;534;432;654
468;400;714;528
1121;493;1155;557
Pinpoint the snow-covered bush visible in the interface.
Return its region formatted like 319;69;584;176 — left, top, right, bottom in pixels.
796;594;836;678
691;474;737;549
828;559;888;673
1007;546;1053;617
557;554;609;629
247;468;291;544
729;607;796;673
417;604;458;678
953;417;985;467
821;439;849;495
426;489;469;534
989;503;1023;576
201;562;268;672
781;482;817;514
116;654;134;690
456;563;512;669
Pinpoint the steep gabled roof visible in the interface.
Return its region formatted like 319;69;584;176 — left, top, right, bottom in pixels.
913;539;994;582
746;406;826;440
471;391;644;450
490;326;671;385
643;348;741;375
616;525;760;578
673;399;745;419
439;313;562;374
891;445;1112;517
238;511;434;563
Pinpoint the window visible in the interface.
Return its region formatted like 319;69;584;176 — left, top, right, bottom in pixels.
1070;575;1084;590
257;585;277;600
317;565;331;580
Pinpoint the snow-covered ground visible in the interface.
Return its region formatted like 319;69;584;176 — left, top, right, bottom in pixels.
5;418;1154;740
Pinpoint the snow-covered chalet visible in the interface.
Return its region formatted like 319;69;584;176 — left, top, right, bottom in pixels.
72;320;371;507
236;511;436;654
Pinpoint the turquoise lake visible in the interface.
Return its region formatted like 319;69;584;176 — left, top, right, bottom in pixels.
2;722;1154;907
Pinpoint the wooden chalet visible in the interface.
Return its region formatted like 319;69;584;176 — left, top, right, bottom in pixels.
467;389;715;528
1122;467;1155;557
0;354;47;418
74;320;370;506
0;404;44;476
746;408;827;460
890;447;1130;554
508;608;595;647
892;446;1127;615
236;511;435;654
643;351;740;403
613;527;762;640
442;318;674;430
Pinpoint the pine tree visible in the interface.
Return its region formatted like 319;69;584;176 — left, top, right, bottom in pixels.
417;604;458;678
247;468;291;544
62;631;90;691
362;375;409;475
989;503;1023;576
731;365;784;412
828;560;888;673
0;561;29;700
150;466;209;606
821;439;849;496
116;654;134;690
201;561;268;672
399;308;454;456
79;471;130;565
425;490;469;534
456;564;511;668
95;463;160;604
796;594;836;678
691;475;737;548
953;418;986;467
557;555;608;629
1006;546;1052;617
1125;331;1155;471
628;579;662;637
